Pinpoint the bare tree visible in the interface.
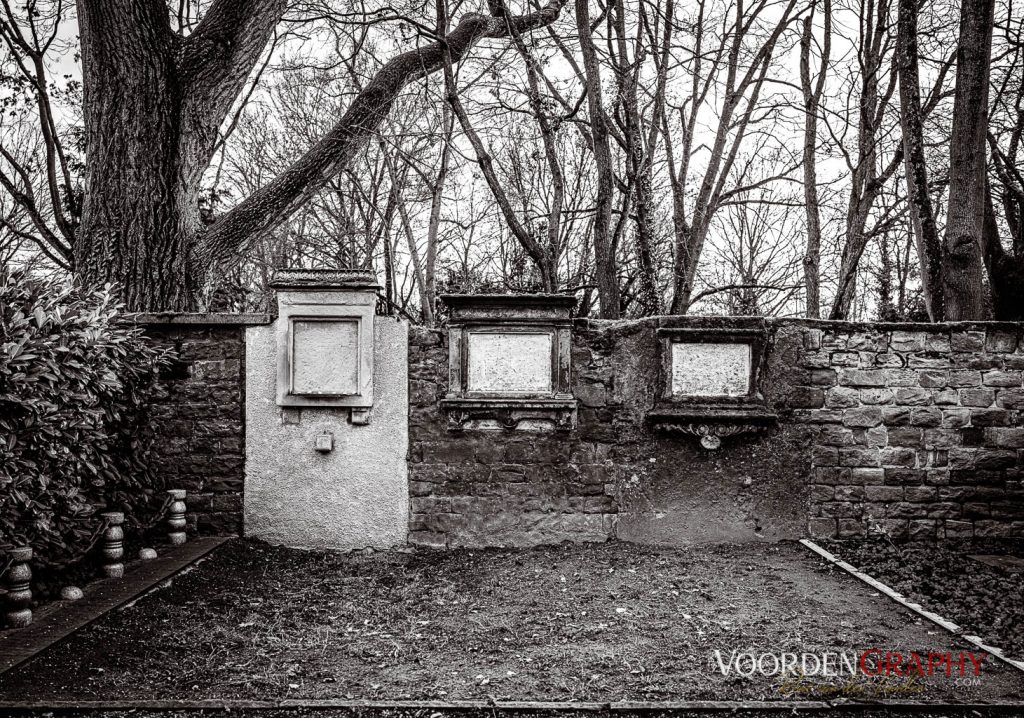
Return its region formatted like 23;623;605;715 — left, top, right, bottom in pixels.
827;0;903;319
575;0;620;318
942;0;995;319
895;0;949;320
2;0;572;310
799;0;832;318
665;0;801;314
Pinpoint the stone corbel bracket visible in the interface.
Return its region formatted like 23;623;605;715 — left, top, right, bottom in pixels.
648;410;777;450
441;398;577;432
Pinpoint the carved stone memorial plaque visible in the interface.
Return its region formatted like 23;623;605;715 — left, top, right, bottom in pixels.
671;341;751;397
467;332;552;394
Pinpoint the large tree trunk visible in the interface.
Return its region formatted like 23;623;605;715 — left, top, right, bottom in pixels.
896;0;943;320
75;0;285;311
71;0;568;311
75;0;198;310
942;0;996;320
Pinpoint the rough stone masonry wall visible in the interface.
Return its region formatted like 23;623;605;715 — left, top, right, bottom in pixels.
408;319;1024;547
408;318;813;548
136;316;264;535
794;324;1024;541
408;327;618;547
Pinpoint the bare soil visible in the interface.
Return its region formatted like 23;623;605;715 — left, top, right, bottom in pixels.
2;539;1022;703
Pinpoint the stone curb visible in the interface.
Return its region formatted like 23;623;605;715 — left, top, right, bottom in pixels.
0;537;228;676
1;698;1024;713
799;539;1024;674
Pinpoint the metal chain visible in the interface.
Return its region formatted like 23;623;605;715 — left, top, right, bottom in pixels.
20;492;174;571
33;514;112;570
134;492;174;531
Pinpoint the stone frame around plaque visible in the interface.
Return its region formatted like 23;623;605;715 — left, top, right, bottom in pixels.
440;294;577;432
646;321;777;448
272;269;377;412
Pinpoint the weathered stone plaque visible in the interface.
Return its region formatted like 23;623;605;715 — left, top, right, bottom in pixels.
291;319;360;396
273;268;377;409
671;341;751;397
467;332;552;394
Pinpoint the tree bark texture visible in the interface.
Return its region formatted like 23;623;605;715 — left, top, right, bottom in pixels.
942;0;995;320
896;0;943;320
799;0;830;319
576;0;620;318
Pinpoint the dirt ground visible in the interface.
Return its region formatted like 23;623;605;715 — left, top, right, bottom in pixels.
1;539;1022;703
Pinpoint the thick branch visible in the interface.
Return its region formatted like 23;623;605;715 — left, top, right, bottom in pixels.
177;0;286;186
198;0;568;272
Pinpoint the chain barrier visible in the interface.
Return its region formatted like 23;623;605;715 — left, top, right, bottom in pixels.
4;491;175;572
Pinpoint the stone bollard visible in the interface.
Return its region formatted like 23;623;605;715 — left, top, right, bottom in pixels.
4;547;33;628
100;511;125;578
167;489;187;545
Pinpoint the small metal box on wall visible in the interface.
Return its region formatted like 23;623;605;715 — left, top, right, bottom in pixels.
440;294;577;431
271;268;378;423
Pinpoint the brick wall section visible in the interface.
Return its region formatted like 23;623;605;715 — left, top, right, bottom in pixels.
136;316;267;535
792;324;1024;540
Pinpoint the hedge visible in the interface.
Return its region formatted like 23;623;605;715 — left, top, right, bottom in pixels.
0;269;172;567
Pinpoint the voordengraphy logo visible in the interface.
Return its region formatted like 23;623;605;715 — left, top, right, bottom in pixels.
711;649;987;679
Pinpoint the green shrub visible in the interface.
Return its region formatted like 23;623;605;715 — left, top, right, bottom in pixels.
0;268;172;566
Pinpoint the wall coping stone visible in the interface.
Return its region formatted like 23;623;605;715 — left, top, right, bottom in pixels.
573;316;1024;333
442;293;577;321
126;313;273;326
269;268;379;290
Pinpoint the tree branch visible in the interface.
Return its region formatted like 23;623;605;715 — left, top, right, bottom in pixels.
198;0;568;277
177;0;287;186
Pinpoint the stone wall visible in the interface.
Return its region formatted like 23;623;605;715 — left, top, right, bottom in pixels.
789;323;1024;541
408;318;1024;546
408;318;812;547
132;312;1024;546
135;314;267;535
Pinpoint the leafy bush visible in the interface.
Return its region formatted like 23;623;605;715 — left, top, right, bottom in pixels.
0;269;172;566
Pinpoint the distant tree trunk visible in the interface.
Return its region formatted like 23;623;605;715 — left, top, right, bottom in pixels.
896;0;944;320
828;0;899;319
982;180;1024;319
610;0;659;315
422;116;452;325
942;0;996;319
576;0;620;318
799;0;830;319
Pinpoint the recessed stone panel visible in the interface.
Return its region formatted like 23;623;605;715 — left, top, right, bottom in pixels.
291;318;360;396
671;341;751;397
467;332;552;394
